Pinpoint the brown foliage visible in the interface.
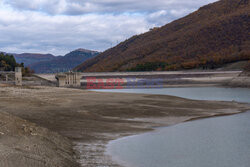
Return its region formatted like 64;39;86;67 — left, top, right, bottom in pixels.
75;0;250;72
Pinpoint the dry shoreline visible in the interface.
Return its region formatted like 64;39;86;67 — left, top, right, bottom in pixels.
0;85;250;167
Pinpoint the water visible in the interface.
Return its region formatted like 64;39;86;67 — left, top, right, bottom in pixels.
91;87;250;103
101;87;250;167
107;111;250;167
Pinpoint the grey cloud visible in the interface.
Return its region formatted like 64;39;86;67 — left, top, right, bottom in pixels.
0;0;218;55
0;9;149;55
4;0;218;15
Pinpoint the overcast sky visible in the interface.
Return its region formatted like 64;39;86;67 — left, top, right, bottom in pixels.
0;0;217;55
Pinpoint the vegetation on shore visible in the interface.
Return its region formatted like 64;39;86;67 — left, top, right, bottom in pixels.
0;52;34;76
0;53;17;71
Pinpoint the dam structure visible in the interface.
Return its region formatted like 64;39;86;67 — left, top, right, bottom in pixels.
55;71;81;87
53;71;241;88
0;67;22;86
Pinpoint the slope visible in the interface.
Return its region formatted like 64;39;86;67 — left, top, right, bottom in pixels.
75;0;250;72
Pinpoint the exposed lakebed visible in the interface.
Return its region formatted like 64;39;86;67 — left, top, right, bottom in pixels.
91;87;250;103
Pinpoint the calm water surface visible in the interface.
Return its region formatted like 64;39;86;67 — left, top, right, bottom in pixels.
107;111;250;167
94;87;250;167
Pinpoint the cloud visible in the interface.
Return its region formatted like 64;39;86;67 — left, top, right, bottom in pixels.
3;0;217;15
0;0;218;55
0;7;150;55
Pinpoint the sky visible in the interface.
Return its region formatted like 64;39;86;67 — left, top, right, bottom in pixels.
0;0;218;55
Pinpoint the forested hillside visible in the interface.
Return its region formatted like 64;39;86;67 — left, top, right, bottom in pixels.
0;53;18;71
75;0;250;72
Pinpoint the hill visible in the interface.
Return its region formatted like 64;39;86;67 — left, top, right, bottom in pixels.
75;0;250;72
29;49;99;73
14;53;56;66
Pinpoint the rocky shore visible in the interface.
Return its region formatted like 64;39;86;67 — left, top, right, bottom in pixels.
0;112;78;167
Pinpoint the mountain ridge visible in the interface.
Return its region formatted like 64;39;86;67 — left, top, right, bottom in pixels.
2;48;99;73
13;53;56;66
29;48;99;73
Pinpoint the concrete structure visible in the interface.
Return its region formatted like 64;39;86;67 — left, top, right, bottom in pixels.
15;67;22;86
0;67;22;86
55;72;81;87
53;70;242;89
0;71;14;84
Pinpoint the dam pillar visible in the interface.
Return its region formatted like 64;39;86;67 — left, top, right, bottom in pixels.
15;67;22;86
56;72;81;87
56;74;66;87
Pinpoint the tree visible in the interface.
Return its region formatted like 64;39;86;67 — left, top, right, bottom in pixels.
0;52;22;71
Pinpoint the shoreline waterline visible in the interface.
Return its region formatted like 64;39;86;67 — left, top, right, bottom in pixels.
99;87;250;167
90;87;250;103
106;110;250;167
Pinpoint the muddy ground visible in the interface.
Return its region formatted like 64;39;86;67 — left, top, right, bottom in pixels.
0;85;249;167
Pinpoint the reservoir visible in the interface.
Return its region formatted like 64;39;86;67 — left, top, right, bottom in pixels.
106;111;250;167
93;87;250;167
